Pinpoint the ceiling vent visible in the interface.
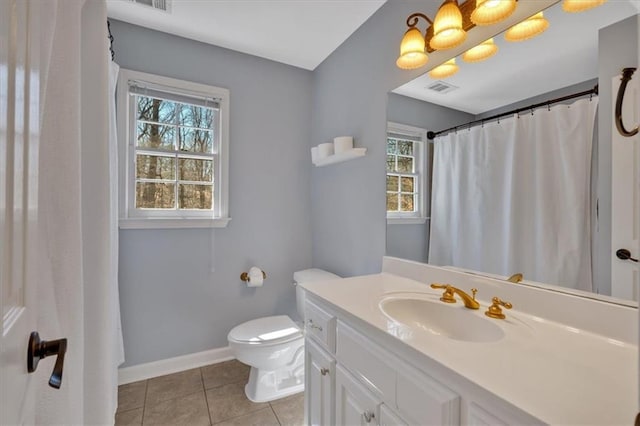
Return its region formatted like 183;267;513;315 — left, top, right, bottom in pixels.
426;81;458;94
128;0;171;13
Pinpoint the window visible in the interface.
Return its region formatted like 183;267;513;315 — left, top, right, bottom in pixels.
386;122;428;224
117;69;230;229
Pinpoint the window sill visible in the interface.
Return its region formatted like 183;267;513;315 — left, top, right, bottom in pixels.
386;217;429;225
119;217;231;229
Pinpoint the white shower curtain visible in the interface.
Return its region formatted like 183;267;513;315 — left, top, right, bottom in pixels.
429;98;598;291
37;0;123;423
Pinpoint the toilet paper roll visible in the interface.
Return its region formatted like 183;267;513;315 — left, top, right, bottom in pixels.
333;136;353;154
311;146;319;164
318;142;334;159
247;266;264;287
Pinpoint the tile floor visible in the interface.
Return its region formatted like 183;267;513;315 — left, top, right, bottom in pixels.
116;360;304;426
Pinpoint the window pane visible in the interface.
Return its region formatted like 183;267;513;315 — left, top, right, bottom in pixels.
386;192;399;212
178;128;213;153
386;155;396;172
136;155;176;180
179;184;213;210
137;123;175;150
397;156;413;173
401;176;414;192
179;104;215;129
136;182;175;209
397;140;413;156
387;138;397;154
137;96;176;124
400;194;415;212
179;158;213;182
386;175;398;191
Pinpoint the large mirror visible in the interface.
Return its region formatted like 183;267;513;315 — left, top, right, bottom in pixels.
386;0;640;305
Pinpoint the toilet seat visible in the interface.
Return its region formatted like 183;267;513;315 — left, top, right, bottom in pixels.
228;315;302;346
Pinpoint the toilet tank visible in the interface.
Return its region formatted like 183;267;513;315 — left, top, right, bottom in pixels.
293;269;340;319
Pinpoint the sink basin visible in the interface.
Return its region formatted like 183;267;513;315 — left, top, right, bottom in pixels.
379;296;505;343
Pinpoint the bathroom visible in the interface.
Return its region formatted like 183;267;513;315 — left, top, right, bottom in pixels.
1;0;638;425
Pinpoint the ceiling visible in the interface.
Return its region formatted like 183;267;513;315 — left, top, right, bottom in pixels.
393;1;640;115
106;0;386;71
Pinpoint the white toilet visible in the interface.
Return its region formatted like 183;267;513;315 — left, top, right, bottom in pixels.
227;268;340;402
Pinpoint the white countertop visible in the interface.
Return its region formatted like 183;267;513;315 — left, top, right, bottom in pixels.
301;272;638;425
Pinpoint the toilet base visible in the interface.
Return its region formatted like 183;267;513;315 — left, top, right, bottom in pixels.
243;346;305;403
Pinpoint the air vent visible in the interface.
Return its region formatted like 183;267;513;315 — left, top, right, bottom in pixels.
128;0;171;12
426;81;458;94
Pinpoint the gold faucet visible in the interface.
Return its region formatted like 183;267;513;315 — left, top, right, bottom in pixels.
507;273;523;283
430;284;480;309
485;297;513;319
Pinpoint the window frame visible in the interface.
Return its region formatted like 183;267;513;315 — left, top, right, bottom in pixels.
117;69;230;229
386;122;428;225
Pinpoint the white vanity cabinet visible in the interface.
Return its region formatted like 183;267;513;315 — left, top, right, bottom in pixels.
303;296;542;426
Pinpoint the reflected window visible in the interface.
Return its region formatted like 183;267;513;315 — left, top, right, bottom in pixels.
386;122;428;224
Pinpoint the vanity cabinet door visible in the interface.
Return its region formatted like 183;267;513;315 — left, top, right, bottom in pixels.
305;338;335;426
336;365;380;426
395;363;460;425
379;404;408;426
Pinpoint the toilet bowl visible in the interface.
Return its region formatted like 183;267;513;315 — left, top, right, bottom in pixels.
227;268;339;402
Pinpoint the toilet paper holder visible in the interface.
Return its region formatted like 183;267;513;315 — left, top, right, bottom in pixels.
240;270;267;282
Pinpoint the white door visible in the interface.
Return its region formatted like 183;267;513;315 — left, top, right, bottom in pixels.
1;1;40;424
611;73;640;301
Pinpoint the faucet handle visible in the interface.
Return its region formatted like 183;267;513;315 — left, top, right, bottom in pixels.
430;283;456;303
485;297;512;319
430;283;448;290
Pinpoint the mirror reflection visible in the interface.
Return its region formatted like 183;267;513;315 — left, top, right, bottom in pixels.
386;0;639;304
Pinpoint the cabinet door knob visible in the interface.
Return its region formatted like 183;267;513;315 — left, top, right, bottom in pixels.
320;367;330;376
363;410;375;423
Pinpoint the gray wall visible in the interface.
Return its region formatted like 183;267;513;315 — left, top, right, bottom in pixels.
596;15;638;296
310;1;443;277
112;20;314;367
385;93;473;263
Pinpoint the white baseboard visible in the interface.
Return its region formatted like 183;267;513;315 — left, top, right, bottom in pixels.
118;346;235;385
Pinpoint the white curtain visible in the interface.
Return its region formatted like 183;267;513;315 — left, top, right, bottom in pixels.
429;98;598;292
37;0;123;424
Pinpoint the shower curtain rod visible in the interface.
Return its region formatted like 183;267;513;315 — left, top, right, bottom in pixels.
426;84;599;140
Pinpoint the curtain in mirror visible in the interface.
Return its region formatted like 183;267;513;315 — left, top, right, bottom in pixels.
429;98;598;291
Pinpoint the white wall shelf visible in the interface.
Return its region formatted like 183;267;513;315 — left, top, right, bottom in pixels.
313;148;367;167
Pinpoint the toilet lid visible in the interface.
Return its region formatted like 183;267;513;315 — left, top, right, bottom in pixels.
228;315;302;345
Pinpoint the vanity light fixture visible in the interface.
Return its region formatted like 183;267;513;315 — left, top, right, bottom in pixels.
396;24;430;70
462;38;498;62
399;0;609;73
504;12;549;42
430;0;467;50
429;58;459;79
395;0;478;70
562;0;608;13
470;0;517;26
